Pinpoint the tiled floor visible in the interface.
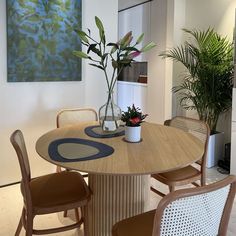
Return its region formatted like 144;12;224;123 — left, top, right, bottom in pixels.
0;167;235;236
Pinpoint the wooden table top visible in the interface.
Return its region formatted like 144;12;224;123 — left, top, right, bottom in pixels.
36;122;204;175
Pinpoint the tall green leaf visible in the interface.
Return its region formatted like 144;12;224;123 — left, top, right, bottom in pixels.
73;50;90;59
95;16;105;44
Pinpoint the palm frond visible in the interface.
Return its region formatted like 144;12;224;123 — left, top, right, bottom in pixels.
164;28;233;132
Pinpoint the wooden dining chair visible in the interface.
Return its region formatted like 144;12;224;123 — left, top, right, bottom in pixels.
151;116;210;197
56;108;97;219
11;130;91;236
112;175;236;236
56;108;98;174
56;107;98;128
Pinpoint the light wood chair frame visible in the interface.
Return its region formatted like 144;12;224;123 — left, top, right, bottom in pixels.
56;107;98;128
56;107;98;175
151;116;210;197
152;175;236;236
112;175;236;236
11;130;91;236
56;108;97;218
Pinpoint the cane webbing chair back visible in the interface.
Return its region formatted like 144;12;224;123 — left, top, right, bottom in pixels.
57;108;98;128
11;130;91;236
154;176;236;236
169;116;209;145
158;184;230;235
151;116;210;196
56;108;98;175
112;176;236;236
169;116;209;168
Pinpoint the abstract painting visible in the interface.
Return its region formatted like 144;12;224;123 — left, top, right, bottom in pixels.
7;0;82;82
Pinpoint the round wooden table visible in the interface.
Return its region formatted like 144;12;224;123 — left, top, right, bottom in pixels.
36;122;204;236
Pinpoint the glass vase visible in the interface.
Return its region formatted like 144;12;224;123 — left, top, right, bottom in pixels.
99;92;121;132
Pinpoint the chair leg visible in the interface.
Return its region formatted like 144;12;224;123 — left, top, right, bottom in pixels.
75;208;80;222
192;182;200;187
56;166;62;173
201;175;206;186
64;208;80;222
58;166;72;219
15;215;23;236
57;163;66;221
82;206;89;236
64;210;68;217
25;212;33;236
150;186;166;197
15;208;26;236
168;185;175;192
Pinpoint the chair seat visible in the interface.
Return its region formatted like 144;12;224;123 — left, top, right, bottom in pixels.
112;210;155;236
30;171;89;212
152;165;201;186
196;159;202;165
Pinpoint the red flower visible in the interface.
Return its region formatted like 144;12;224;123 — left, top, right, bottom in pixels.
121;104;148;127
129;117;141;125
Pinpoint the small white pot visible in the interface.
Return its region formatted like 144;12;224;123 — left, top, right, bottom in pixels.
125;126;141;143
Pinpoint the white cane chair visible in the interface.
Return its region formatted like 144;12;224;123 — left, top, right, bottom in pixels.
112;175;236;236
56;108;98;174
151;116;210;196
56;108;98;128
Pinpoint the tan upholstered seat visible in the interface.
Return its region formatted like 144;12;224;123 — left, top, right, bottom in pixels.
30;171;88;211
113;176;236;236
112;210;155;236
156;165;200;185
151;116;210;196
11;130;91;236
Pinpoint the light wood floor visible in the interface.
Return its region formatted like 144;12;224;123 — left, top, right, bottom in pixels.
0;167;235;236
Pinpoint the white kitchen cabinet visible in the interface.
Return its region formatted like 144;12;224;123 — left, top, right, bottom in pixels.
117;81;147;113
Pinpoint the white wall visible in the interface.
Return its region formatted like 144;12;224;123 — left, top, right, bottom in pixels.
0;0;118;185
185;0;236;40
147;0;173;124
171;0;186;117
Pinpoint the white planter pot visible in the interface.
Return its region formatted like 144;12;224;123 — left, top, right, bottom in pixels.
125;126;141;143
206;132;224;168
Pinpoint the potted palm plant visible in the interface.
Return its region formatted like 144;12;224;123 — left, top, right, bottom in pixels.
160;28;234;167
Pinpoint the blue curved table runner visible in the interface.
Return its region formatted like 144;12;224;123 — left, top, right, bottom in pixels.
84;125;125;138
48;138;114;162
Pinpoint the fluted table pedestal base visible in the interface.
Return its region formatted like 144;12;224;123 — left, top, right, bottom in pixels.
88;174;150;236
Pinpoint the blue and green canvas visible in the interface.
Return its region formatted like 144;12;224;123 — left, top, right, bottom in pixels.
7;0;82;82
